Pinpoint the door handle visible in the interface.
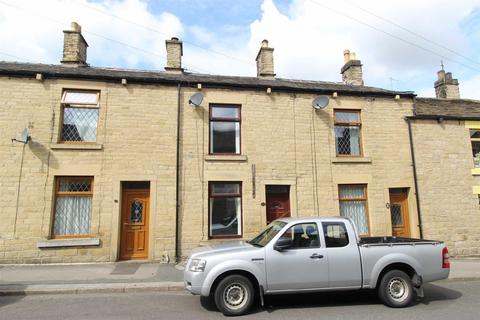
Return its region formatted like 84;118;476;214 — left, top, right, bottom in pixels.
310;254;324;259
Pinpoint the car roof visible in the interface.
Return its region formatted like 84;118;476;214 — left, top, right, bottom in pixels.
277;216;350;224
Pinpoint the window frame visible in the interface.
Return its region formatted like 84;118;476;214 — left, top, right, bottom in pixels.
209;104;242;155
208;181;243;239
60;89;100;144
333;109;363;157
470;129;480;168
51;176;94;239
278;222;321;250
338;184;370;237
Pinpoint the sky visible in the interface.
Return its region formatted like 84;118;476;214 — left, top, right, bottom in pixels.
0;0;479;99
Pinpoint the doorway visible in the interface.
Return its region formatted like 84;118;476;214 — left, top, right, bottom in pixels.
265;185;291;224
389;188;411;238
120;181;150;260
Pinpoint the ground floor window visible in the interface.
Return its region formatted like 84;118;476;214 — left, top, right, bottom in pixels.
53;176;93;237
209;182;242;238
338;184;369;236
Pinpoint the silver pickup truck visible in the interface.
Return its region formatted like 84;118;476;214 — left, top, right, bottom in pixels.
184;217;450;316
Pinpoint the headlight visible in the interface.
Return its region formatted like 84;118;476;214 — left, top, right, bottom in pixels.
189;258;207;272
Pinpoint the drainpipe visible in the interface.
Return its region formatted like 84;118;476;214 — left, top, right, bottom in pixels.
175;82;182;261
406;117;424;239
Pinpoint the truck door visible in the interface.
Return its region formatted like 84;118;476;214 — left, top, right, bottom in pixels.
265;222;329;291
322;221;362;288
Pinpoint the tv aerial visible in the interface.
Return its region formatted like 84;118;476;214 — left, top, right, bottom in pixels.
189;92;204;107
312;95;329;110
12;128;31;144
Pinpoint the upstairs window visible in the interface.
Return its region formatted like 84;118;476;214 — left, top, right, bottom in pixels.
209;105;241;154
470;129;480;168
61;90;100;142
334;110;362;156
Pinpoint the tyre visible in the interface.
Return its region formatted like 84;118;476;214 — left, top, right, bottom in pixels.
378;270;415;308
214;275;255;316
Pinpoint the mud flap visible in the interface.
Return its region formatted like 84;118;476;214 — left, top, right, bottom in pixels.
412;274;424;298
259;285;265;307
414;286;424;298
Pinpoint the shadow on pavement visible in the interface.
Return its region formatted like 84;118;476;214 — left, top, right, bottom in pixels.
0;285;27;309
417;283;462;305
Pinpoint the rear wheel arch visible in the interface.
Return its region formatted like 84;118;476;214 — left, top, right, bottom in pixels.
375;262;417;289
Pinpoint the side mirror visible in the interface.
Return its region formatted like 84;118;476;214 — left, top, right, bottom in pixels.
274;238;292;252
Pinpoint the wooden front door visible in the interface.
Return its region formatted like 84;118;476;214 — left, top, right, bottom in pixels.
120;189;149;260
266;185;291;224
389;189;411;238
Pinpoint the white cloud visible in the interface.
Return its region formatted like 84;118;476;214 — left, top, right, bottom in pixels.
0;0;478;99
0;0;183;69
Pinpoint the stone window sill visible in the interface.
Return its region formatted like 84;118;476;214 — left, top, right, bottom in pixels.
51;143;103;150
332;157;372;164
471;168;480;175
37;238;100;248
204;155;248;162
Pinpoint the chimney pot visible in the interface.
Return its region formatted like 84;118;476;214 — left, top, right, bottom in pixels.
71;22;81;32
256;40;275;79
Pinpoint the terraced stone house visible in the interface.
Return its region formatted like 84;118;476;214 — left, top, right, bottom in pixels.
0;22;478;263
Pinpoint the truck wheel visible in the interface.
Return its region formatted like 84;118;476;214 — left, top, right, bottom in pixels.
378;270;415;308
214;275;254;316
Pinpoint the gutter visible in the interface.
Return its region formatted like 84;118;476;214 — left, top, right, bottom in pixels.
405;117;424;239
175;83;182;261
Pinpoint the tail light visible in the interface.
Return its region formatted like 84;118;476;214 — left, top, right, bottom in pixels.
442;247;450;269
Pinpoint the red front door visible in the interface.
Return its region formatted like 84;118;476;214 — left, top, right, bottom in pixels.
266;185;291;224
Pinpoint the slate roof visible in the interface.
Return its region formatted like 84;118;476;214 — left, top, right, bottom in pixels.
414;97;480;119
0;61;414;97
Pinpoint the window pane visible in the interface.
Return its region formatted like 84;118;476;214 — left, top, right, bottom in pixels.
58;177;92;192
210;121;240;154
211;183;240;195
280;223;320;249
472;141;480;168
63;91;98;104
53;196;92;235
335;126;360;155
210;197;241;236
339;185;365;199
63;107;99;142
340;201;368;235
322;222;349;247
335;111;359;123
211;106;239;119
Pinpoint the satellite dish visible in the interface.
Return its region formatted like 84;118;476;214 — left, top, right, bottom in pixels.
312;95;329;110
12;127;30;144
189;92;204;107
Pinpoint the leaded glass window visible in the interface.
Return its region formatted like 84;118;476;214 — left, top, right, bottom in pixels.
339;184;369;235
334;110;362;156
53;177;93;237
209;182;242;238
210;105;241;154
61;90;100;142
470;129;480;168
130;200;143;223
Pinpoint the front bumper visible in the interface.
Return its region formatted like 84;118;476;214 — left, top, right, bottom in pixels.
184;269;208;296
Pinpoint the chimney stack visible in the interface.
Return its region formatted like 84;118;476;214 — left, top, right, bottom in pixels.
165;37;183;73
256;40;275;79
61;22;88;66
341;50;363;86
434;68;460;99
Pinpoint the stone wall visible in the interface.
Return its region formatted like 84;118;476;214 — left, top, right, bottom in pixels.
411;120;480;256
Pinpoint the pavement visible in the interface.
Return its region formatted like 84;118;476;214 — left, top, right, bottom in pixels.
0;258;479;296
